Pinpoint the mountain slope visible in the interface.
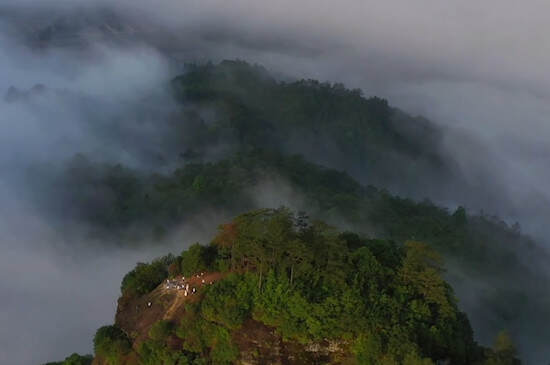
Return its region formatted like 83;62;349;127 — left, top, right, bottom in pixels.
89;209;517;365
170;60;454;193
30;61;549;362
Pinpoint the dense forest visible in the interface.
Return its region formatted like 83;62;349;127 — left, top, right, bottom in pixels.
39;61;550;363
50;209;521;364
170;60;453;193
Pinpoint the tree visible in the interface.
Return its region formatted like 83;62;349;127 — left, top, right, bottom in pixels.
167;259;181;278
201;274;253;329
93;325;131;364
213;222;239;269
120;258;169;297
284;238;312;285
149;320;174;341
181;243;209;276
482;331;521;365
452;206;467;226
399;241;454;318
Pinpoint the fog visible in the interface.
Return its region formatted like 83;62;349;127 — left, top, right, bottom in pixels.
0;21;190;364
1;1;550;363
0;179;225;364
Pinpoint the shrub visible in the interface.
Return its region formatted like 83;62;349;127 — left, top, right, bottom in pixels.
93;325;132;365
168;259;181;278
62;353;93;365
42;353;92;365
138;340;191;365
180;243;216;276
208;327;239;364
201;274;254;329
121;257;171;297
149;320;175;341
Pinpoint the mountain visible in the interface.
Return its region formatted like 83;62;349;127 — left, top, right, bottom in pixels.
21;60;548;363
43;59;459;229
2;3;547;365
52;147;550;361
50;209;521;365
169;60;454;193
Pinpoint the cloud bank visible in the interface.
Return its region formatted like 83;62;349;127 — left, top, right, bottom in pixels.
2;1;550;363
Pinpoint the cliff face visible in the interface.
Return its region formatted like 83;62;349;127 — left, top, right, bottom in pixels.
231;320;349;364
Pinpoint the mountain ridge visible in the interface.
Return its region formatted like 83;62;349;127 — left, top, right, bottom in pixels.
35;61;549;363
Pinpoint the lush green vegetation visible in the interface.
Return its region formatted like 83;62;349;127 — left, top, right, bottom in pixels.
121;255;175;297
66;149;540;278
170;60;448;188
57;61;544;288
138;320;196;365
65;146;548;364
93;325;132;364
48;60;549;363
42;353;93;365
180;243;217;277
95;208;520;364
57;59;453;231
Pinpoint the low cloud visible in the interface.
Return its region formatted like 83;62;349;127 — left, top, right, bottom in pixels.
2;1;550;363
0;180;224;364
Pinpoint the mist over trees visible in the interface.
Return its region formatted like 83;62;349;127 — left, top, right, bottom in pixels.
1;4;549;362
27;62;547;363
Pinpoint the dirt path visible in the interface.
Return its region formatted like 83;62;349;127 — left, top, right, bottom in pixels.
162;271;225;320
116;271;227;346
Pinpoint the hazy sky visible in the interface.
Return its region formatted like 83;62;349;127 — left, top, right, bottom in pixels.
9;0;548;230
2;1;550;363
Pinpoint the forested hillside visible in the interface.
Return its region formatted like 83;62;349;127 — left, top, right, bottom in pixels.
39;61;550;363
53;209;522;365
170;60;452;192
